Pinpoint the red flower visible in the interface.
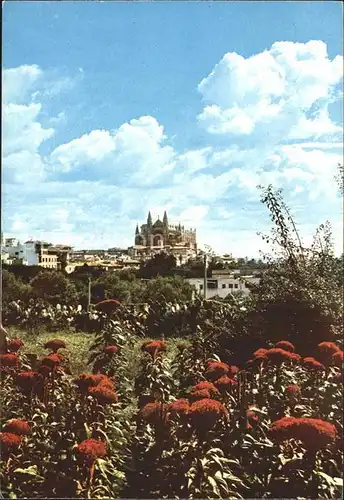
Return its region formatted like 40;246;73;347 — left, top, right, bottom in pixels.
229;365;239;376
7;338;24;353
88;386;118;404
247;410;259;426
332;351;344;368
275;341;295;352
0;432;22;456
44;339;66;352
270;417;337;451
285;384;301;400
104;345;118;355
75;438;107;466
266;348;296;364
168;398;190;416
141;340;167;358
139;402;169;425
192;381;219;396
3;419;31;436
0;353;20;367
74;374;114;393
253;348;268;359
189;389;211;402
246;359;253;367
189;398;229;432
205;361;230;381
213;376;238;393
303;357;325;371
16;371;42;393
41;354;62;368
288;352;301;363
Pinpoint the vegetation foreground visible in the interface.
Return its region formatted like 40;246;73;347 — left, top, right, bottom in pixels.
1;185;343;498
0;320;343;499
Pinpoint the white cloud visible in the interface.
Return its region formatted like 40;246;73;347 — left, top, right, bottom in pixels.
198;40;343;142
2;45;343;257
2;65;42;104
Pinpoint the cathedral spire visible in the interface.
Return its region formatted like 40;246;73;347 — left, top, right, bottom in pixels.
135;224;139;235
163;210;168;227
147;211;152;227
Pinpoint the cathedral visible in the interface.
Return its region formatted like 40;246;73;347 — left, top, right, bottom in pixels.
134;211;197;258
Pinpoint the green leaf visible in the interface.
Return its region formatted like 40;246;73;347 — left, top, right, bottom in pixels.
207;475;221;497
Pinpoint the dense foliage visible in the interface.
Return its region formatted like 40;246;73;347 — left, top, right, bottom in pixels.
1;327;342;499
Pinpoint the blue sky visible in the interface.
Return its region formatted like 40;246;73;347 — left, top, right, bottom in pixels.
3;1;343;256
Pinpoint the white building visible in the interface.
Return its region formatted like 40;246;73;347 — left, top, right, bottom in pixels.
188;275;260;299
3;239;60;269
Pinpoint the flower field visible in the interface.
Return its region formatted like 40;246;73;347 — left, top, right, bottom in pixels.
0;315;343;500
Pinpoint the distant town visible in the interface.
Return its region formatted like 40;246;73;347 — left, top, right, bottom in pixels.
1;211;266;299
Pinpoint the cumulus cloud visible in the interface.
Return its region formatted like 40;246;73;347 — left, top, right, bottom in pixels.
198;40;343;143
2;42;343;257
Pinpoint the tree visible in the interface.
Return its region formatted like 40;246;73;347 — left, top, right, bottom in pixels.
141;276;195;305
2;269;32;303
246;185;343;354
139;252;177;278
30;270;78;305
94;272;145;304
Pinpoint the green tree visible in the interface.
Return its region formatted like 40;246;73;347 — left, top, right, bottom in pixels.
141;275;195;304
2;269;32;303
30;270;78;305
247;185;343;354
139;252;177;278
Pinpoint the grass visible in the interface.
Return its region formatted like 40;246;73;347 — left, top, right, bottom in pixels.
7;327;94;375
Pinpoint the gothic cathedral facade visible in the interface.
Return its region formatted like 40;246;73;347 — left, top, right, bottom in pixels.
134;211;197;252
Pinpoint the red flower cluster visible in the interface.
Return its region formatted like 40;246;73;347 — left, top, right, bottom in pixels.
332;350;344;368
88;386;118;404
285;384;301;399
104;345;118;355
303;357;325;371
192;381;219;396
41;354;63;368
44;339;66;352
189;398;228;432
205;361;230;381
275;341;295;352
253;348;268;358
16;371;42;394
7;338;24;353
270;416;337;451
141;340;167;358
0;353;20;367
266;348;300;365
168;398;190;417
139;402;169;425
3;419;31;436
317;342;341;365
252;349;268;363
247;410;259;428
213;376;238;393
75;438;107;466
0;432;22;456
74;374;115;392
229;365;239;376
189;389;211;402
